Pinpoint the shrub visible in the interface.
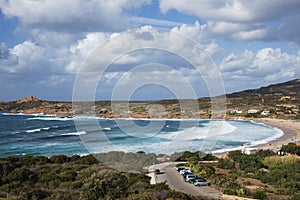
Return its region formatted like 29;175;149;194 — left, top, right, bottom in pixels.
80;171;128;200
3;167;33;183
77;154;99;165
217;158;235;169
280;143;300;155
253;190;267;200
50;155;70;164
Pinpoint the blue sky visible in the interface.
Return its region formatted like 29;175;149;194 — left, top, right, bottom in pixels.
0;0;300;101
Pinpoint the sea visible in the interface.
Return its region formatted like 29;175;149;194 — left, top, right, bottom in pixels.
0;113;284;158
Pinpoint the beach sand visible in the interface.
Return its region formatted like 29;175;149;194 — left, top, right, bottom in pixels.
215;118;300;157
252;118;300;150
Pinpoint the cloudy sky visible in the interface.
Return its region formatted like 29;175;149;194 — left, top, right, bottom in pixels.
1;0;300;101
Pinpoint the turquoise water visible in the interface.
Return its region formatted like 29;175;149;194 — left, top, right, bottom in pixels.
0;113;283;157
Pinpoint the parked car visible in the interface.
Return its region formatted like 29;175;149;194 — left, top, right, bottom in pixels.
154;169;160;175
187;176;200;183
180;169;191;175
182;172;193;179
176;166;186;172
185;174;197;182
194;178;209;186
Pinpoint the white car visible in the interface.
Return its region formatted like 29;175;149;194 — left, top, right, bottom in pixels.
185;174;197;182
194;179;209;186
179;169;191;175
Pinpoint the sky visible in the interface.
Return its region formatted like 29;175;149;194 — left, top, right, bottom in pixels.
1;0;300;101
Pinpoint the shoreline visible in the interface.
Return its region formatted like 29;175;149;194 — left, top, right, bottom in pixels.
251;118;299;150
214;118;300;157
2;112;299;157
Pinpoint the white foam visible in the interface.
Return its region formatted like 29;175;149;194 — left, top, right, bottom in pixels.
27;117;73;121
61;131;87;136
159;121;237;141
26;127;50;133
1;112;25;116
1;112;55;117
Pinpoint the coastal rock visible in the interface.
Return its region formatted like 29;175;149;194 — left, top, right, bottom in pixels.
16;96;39;104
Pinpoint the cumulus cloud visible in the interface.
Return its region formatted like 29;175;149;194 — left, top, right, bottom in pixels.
160;0;300;23
68;25;220;73
1;0;299;101
1;24;224;100
69;25;226;101
159;0;300;44
0;42;18;67
0;0;151;32
220;48;300;91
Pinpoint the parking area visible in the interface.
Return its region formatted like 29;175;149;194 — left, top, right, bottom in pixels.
148;162;222;199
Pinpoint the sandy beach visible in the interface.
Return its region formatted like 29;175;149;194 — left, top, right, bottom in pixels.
214;118;300;157
252;118;300;150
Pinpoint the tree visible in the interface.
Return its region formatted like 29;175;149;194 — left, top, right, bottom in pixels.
80;170;128;200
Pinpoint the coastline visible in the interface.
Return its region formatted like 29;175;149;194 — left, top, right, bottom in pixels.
214;118;300;157
2;112;299;156
251;118;299;150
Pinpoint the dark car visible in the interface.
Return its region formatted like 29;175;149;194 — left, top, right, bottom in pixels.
182;172;193;179
176;166;186;172
188;176;201;183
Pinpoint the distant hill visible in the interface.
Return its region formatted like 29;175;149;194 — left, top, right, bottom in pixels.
227;78;300;98
1;78;300;119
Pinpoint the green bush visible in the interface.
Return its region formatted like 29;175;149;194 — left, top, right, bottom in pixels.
80;171;128;200
252;190;267;200
50;155;70;164
217;158;235;169
280;143;300;155
3;167;33;183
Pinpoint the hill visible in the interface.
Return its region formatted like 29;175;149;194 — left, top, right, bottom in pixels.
0;78;300;119
227;78;300;98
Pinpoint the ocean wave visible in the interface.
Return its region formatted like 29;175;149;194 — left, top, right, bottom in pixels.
159;121;237;141
26;127;51;133
1;112;55;117
110;117;204;122
212;127;284;154
1;112;26;116
61;131;87;136
27;117;73;121
249;127;284;147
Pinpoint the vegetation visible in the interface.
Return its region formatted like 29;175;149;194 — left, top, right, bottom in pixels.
0;149;299;199
0;153;201;200
280;143;300;156
2;78;299;118
179;149;300;199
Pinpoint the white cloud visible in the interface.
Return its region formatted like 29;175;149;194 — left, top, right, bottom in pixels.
220;48;300;91
1;24;224;100
0;43;18;67
159;0;300;44
68;25;208;73
3;41;47;73
232;28;274;41
160;0;300;23
0;0;151;32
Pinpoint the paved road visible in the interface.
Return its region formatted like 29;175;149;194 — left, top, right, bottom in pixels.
149;162;222;199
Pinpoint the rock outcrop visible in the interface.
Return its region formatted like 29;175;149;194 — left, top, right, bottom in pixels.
16;96;39;104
